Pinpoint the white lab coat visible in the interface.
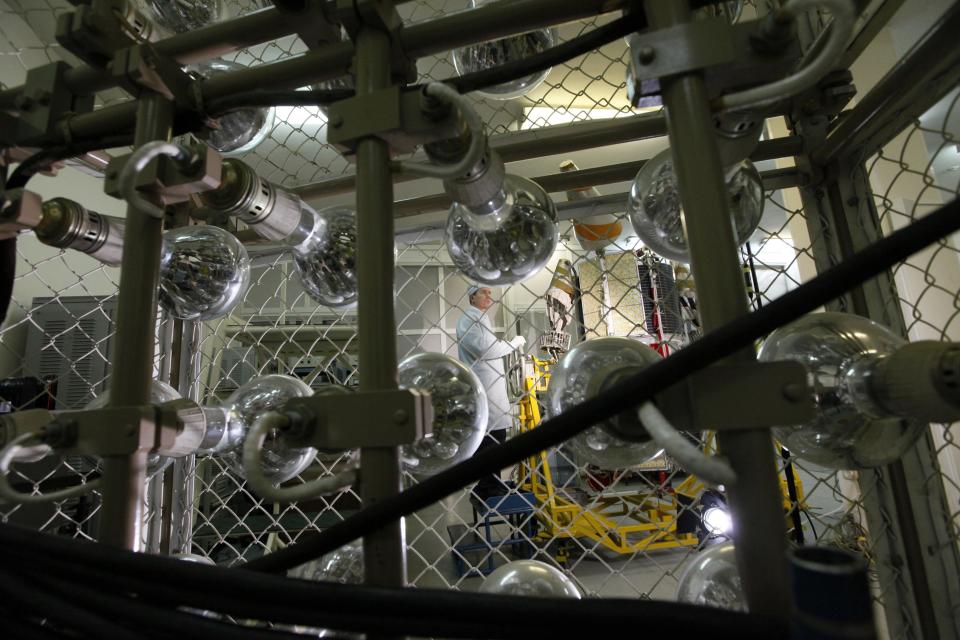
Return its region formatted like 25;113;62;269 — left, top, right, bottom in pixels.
456;305;516;432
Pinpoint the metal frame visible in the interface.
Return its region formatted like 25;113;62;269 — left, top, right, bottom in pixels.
4;0;959;635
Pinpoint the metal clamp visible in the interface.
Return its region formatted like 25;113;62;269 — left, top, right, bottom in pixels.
0;189;43;240
326;85;461;158
280;388;433;450
55;0;144;69
104;141;222;212
13;62;96;145
604;361;815;442
626;19;800;108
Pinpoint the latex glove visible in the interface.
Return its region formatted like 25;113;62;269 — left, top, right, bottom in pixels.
510;335;526;351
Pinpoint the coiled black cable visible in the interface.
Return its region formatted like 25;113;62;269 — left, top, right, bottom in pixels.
0;523;784;639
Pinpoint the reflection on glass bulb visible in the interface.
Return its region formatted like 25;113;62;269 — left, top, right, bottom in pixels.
451;1;556;100
289;541;364;638
757;312;926;469
446;175;559;285
160;225;251;321
398;353;487;478
676;540;746;611
548;337;663;469
627;149;764;263
702;507;733;537
192;59;275;155
134;0;228;38
220;375;317;484
292;205;358;309
80;380;181;478
480;560;582;598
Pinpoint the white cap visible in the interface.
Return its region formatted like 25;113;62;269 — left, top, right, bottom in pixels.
467;285;481;297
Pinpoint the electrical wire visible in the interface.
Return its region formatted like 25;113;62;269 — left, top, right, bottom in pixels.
242;411;357;503
0;524;784;639
445;13;644;96
802;508;820;541
0;431;99;504
4;135;134;191
242;194;960;574
204;89;354;116
638;401;737;486
392;82;487;179
717;0;856;110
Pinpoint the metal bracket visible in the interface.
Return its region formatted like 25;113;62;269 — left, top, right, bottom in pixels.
627;19;800;107
659;360;814;432
273;0;344;50
604;361;815;441
14;62;96;145
111;44;194;105
103;142;222;207
0;189;43;240
335;0;416;83
628;19;736;84
280;388;433;450
54;0;142;69
326;86;461;158
0;400;206;458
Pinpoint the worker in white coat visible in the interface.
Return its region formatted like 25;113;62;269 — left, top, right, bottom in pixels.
457;285;525;497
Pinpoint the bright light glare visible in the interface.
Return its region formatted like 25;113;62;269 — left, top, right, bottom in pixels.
703;506;733;536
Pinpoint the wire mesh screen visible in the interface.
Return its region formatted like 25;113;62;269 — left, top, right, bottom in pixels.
0;1;957;638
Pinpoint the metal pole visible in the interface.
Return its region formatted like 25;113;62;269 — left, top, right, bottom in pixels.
354;22;405;590
100;92;173;550
644;0;790;619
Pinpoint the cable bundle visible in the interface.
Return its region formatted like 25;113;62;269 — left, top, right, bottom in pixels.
0;522;781;640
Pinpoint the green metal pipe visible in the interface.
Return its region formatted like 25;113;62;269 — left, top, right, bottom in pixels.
645;0;791;620
100;93;173;550
52;0;629;146
354;23;406;590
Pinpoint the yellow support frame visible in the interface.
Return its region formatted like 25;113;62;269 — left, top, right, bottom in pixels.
516;356;805;558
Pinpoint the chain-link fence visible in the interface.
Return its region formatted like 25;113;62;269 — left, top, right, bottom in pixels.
1;0;958;637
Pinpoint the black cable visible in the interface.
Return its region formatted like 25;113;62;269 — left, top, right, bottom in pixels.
238;195;960;574
0;599;69;640
26;569;314;640
5;134;133;190
0;162;15;327
0;526;784;639
446;14;644;96
802;509;820;541
0;565;141;640
205;89;355;116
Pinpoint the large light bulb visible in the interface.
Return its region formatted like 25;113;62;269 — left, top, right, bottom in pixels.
480;560;582;598
159;225;251;321
758;312;960;469
627;149;763;263
451;1;556;100
132;0;228;38
193;159;359;308
290;541;364;638
36;198;250;320
192;59;275;155
446;175;559;285
81;380;182;478
676;541;746;611
548;337;663;469
219;375;317;484
290;540;364;584
291;205;358;309
398;353;488;478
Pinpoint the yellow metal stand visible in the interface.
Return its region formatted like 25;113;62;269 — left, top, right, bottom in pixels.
516;356;806;560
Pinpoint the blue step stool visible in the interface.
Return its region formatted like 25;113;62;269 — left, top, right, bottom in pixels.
447;491;537;577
